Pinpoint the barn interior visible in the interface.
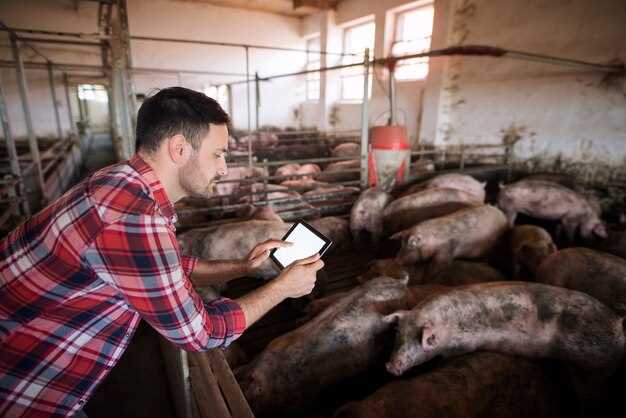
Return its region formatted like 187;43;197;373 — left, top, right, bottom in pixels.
1;1;626;418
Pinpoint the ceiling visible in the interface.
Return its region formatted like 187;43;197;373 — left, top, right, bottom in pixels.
173;0;340;17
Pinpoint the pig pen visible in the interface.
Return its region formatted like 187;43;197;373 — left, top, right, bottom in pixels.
166;153;626;418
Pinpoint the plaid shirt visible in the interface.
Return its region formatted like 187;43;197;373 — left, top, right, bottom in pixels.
0;155;246;418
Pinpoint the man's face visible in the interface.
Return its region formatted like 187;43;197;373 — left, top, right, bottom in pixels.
179;123;228;199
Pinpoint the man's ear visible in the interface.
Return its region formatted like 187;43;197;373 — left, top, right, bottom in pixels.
168;134;191;165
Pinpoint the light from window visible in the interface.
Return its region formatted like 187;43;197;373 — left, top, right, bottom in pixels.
204;85;229;112
341;21;375;101
306;36;321;101
392;4;434;81
78;84;108;102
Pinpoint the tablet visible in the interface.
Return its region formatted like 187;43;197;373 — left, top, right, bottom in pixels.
269;221;332;270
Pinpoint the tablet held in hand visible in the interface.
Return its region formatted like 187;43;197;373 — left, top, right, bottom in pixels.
270;221;332;269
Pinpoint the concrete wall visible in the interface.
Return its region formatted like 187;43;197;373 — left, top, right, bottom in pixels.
0;0;307;138
426;0;626;179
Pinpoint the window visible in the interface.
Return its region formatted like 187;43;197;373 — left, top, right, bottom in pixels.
203;85;229;112
391;4;434;81
341;21;375;101
78;84;108;102
306;36;321;101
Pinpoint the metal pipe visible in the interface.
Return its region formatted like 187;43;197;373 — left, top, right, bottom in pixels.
130;35;357;57
388;63;396;125
0;26;104;39
255;71;260;130
245;46;252;169
0;84;29;215
47;63;64;139
359;48;370;189
63;73;76;136
17;36;102;47
10;35;46;202
224;44;624;86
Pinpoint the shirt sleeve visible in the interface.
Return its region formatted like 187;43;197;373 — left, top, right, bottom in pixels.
83;212;246;351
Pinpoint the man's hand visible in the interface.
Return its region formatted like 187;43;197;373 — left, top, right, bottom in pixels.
272;253;325;299
242;239;292;275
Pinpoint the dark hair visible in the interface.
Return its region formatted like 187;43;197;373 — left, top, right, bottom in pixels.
135;87;230;154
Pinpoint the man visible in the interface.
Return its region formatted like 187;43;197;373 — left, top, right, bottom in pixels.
0;87;324;417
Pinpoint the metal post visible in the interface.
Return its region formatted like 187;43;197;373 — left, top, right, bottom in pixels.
245;46;252;169
262;158;269;206
255;71;260;131
359;48;370;189
0;84;29;215
388;63;396;126
63;73;75;136
10;35;45;202
47;63;63;139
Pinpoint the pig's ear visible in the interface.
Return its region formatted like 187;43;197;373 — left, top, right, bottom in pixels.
480;181;487;189
421;326;438;351
382;310;409;324
390;231;408;241
594;223;608;239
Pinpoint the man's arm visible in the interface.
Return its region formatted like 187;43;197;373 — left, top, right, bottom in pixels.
236;253;324;327
189;239;292;287
84;213;247;351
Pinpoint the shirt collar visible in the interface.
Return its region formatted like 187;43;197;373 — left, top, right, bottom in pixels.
128;154;178;224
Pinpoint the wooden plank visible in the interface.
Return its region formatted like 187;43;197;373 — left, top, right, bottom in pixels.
207;350;255;418
189;352;231;418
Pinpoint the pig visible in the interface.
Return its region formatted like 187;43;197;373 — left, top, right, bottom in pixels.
350;188;392;245
296;163;322;179
280;179;331;193
334;352;569;418
359;259;505;286
509;225;557;278
535;247;626;315
331;143;360;158
236;205;284;223
235;276;413;417
318;159;360;183
239;183;302;206
382;188;481;235
275;163;301;180
384;282;625;380
177;220;291;279
524;173;603;216
214;166;267;202
403;173;486;202
497;180;607;240
308;216;351;251
238;132;279;149
391;205;508;275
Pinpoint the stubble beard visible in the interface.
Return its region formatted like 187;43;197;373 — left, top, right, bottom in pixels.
180;155;215;199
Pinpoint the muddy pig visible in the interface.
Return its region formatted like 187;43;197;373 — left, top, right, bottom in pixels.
360;259;505;286
510;225;557;278
391;205;508;275
318;160;360;183
350;188;392;245
384;282;625;383
497;180;607;240
403;173;486;202
383;187;481;235
332;143;360;158
235;276;412;417
178;220;291;279
309;216;352;251
334;352;569;418
535;247;626;315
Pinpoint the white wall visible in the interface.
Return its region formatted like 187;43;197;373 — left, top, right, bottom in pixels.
427;0;626;178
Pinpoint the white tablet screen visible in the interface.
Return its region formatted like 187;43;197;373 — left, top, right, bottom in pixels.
272;223;328;268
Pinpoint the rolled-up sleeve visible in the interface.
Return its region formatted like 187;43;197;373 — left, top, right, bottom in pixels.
83;212;246;351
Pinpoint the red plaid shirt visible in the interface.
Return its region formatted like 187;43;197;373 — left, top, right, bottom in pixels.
0;155;246;417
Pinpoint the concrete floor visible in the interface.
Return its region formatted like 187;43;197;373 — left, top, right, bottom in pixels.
77;132;177;418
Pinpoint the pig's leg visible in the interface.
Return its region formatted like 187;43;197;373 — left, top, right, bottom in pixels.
561;216;580;242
